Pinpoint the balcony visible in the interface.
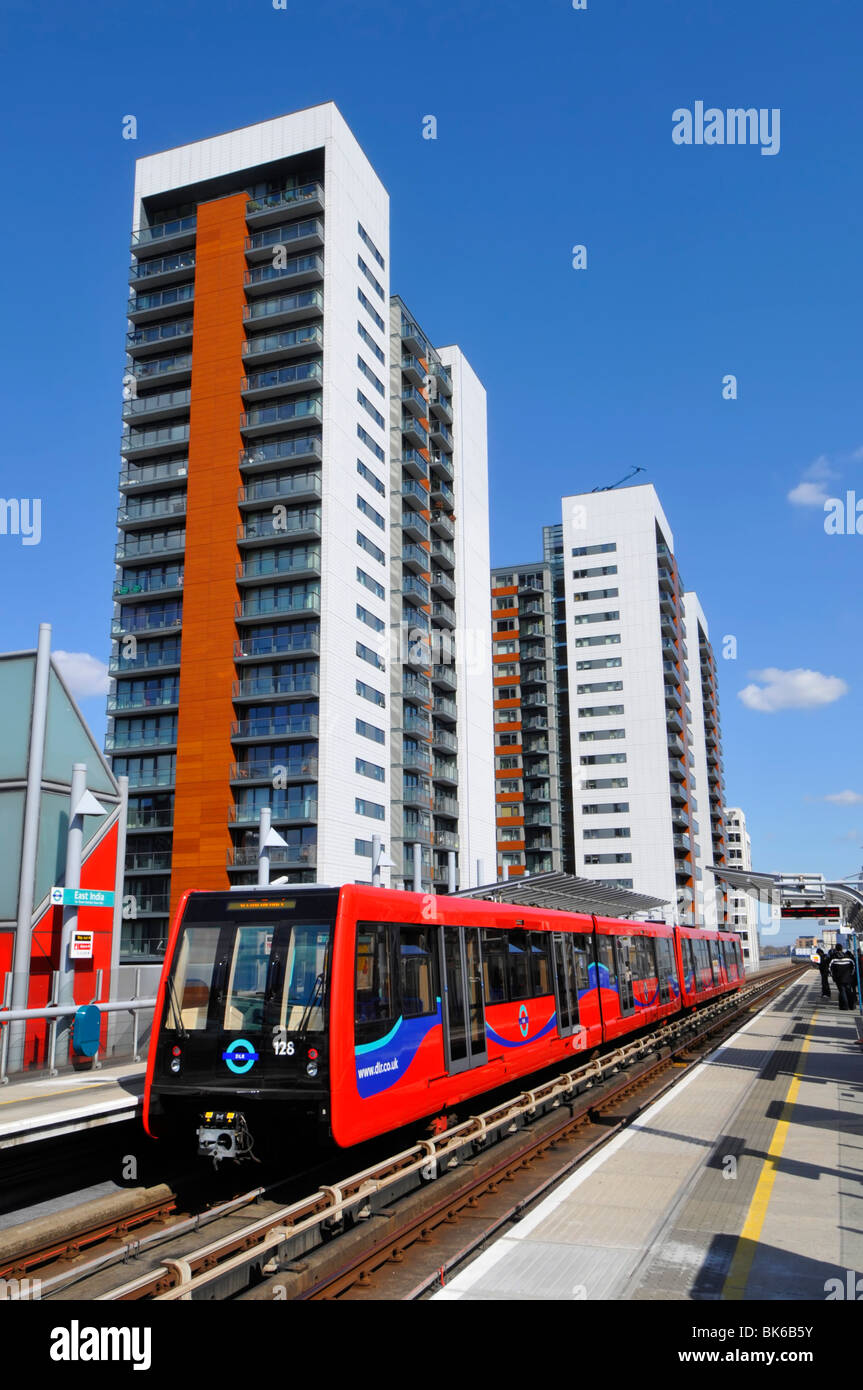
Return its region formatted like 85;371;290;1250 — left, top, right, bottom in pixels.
402;574;430;606
433;758;458;786
403;817;432;845
402;745;433;774
434;695;457;723
243;288;324;330
430;570;455;600
132;214;196;254
107;687;179;712
400;315;429;358
106;727;176;751
127;806;174;830
242;360;322;400
523;692;548;708
403;672;431;702
230;757;318;783
232;673;319;702
122;386;191;423
245;183;325;225
240;435;322;471
401;511;429;543
238;472;322;508
115;531;185;562
228;843;317;869
129;249;196;288
429;449;454;481
434;829;459;851
673;833;691;853
127;283;194;323
430;510;454;541
431;537;455;569
244;253;324;295
120;422;190;459
429;474;454;506
109;646;180;675
429;418;453;451
126;316;194;356
401;414;429;450
229;799;317;826
129;352;194;390
666;710;684;735
669;757;687;781
400;477;428;511
240;396;322;436
432;664;457;692
431;600;456;629
524;811;551;827
431;726;457;753
429;360;452;397
400;449;429;482
231;714;319;742
235;591;321;622
234;630;320;662
118;496;187;526
237;512;321;546
125;851;172;873
114;572;183;598
119;459;189;496
401;386;427;419
112;610;182;636
402;541;430;573
657;566;675;593
401;354;425;386
117;767;175;790
429;393;453;425
242;323;324;364
245;218;324;261
404;709;432;737
236;549;321;582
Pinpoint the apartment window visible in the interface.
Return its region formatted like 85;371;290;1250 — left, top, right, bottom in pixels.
356;718;385;744
583;803;630;814
497;756;522;770
497;804;522;818
358;255;385;301
579;704;624;718
572;565;618;579
582;777;628;789
497;733;519;746
494;620;516;633
357;531;385;565
356;797;385;820
573;611;619;625
356;603;385;633
356;640;384;671
357;354;385;396
575;635;621;648
572;589;619;602
496;686;519;701
355;838;373;857
584;827;631;839
498;827;524;842
494;663;519;679
357;568;385;599
577;681;623;694
579;729;625;741
357;223;385;269
576;656;622;670
356;679;385;708
584;853;632;864
358;288;385;332
572;542;617;556
358;320;385;364
356;757;385;782
580;753;627;765
357;459;385;496
357;391;385;431
495;640;518;654
357;424;385;463
494;574;514;586
501;852;523;867
498;779;522;794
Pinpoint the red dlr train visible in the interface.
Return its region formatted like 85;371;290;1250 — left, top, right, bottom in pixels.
143;884;744;1160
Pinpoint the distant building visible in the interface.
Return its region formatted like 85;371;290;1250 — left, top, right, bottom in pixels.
724;807;760;967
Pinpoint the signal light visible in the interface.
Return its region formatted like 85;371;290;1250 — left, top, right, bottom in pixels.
172;1046;181;1057
308;1047;318;1060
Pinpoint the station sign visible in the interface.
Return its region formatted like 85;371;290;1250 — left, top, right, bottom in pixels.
50;887;115;908
70;931;94;959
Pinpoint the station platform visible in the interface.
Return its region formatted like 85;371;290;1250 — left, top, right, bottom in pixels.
0;1062;145;1150
435;971;863;1301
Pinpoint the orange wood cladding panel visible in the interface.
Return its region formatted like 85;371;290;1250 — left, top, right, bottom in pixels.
170;193;248;914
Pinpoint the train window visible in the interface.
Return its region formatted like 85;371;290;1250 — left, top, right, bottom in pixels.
682;938;696;984
709;941;721;984
482;930;508;1003
398;926;436;1018
596;935;616;991
529;933;552;995
168;927;219;1030
355;923;395;1039
223;925;272;1031
573;940;591;994
279;924;330;1032
507;930;532;1001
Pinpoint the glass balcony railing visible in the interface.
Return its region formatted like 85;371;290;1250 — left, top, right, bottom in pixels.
237;549;320;579
236;591;321;619
119;458;188;490
243;361;322;393
243;325;324;359
232;674;319;699
244;289;324;323
241;435;322;468
241;397;322;430
244;254;323;288
123;387;191;418
239;473;321;504
132;215;196;247
107;727;176;750
130;352;193;384
245;219;324;254
119;496;187;523
116;531;185;560
234;630;320;660
230;800;317;825
114;570;182;596
108;688;179;711
121;423;190;454
127;283;194;317
129;250;196;282
231;757;319;781
228;844;316;868
403;575;430;603
109;647;180;673
125;851;172;872
120;765;175;787
231;715;320;739
238;512;321;543
246;183;324;217
127;318;194;350
112;611;182;635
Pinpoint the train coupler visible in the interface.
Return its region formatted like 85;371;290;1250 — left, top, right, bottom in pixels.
196;1110;255;1165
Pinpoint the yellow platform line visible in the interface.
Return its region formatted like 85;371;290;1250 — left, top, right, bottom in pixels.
722;1008;818;1300
0;1081;111;1106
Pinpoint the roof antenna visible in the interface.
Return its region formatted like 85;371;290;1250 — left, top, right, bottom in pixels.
591;465;646;493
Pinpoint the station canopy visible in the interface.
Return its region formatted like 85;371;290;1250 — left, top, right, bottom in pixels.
454;871;667;919
711;865;863;930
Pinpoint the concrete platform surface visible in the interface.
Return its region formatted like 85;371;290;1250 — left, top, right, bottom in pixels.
0;1062;146;1148
435;974;863;1301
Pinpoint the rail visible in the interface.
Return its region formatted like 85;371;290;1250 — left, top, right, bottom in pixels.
0;968;156;1084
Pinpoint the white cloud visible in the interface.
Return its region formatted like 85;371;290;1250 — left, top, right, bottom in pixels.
53;651;110;699
738;667;849;713
824;790;863;805
787;454;839;507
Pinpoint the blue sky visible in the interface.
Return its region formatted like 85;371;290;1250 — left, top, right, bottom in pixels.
1;0;861;907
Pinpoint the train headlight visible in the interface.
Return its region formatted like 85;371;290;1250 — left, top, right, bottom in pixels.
306;1062;318;1077
170;1059;181;1073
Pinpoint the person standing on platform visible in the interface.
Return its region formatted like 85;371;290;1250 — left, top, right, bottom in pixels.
816;947;831;999
830;949;856;1010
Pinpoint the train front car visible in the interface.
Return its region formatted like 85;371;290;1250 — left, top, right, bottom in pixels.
143;887;337;1163
676;926;744;1007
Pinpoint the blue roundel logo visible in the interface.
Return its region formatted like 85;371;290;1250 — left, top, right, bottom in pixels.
222;1039;259;1075
518;1004;529;1038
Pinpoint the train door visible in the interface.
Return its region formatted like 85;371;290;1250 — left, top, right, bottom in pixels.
552;933;579;1037
440;926;488;1074
615;936;635;1015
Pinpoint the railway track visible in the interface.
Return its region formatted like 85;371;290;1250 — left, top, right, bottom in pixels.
2;962;803;1301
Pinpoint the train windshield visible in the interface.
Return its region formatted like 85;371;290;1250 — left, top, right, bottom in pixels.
163;891;336;1035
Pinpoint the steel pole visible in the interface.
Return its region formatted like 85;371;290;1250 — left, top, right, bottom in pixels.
258;806;271;886
413;842;422;893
